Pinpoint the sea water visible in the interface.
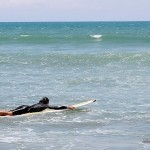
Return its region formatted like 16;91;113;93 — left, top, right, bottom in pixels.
0;22;150;149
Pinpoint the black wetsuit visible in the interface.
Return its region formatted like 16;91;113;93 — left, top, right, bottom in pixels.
10;103;67;116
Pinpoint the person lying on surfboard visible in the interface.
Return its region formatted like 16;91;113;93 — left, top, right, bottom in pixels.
0;97;75;116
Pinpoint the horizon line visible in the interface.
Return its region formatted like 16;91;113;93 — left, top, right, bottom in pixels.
0;20;150;23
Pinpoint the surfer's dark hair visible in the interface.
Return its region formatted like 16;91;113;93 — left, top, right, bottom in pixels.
39;97;49;104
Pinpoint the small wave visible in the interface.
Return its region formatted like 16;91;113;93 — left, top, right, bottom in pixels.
90;34;103;39
20;35;31;37
0;137;20;143
142;138;150;143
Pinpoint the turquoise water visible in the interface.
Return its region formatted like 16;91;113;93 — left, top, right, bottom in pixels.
0;22;150;149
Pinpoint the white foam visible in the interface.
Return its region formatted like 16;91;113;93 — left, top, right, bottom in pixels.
90;34;103;39
0;136;20;143
20;35;31;37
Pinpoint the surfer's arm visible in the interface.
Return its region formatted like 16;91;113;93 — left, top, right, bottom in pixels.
48;105;67;110
48;105;75;110
67;106;75;110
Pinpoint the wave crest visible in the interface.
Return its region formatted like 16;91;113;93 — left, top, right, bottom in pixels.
90;35;103;39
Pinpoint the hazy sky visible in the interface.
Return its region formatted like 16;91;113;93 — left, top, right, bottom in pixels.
0;0;150;22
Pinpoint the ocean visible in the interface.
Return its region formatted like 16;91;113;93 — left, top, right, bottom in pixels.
0;22;150;149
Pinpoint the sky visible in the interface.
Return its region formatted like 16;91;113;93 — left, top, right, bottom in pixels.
0;0;150;22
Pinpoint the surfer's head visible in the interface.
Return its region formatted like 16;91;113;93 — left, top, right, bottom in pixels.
39;97;49;104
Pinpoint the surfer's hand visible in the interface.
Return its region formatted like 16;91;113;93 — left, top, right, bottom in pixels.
68;106;75;110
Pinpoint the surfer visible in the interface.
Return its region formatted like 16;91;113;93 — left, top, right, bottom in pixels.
0;97;75;116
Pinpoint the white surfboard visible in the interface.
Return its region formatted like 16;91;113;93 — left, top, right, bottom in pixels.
72;99;96;108
23;99;96;116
